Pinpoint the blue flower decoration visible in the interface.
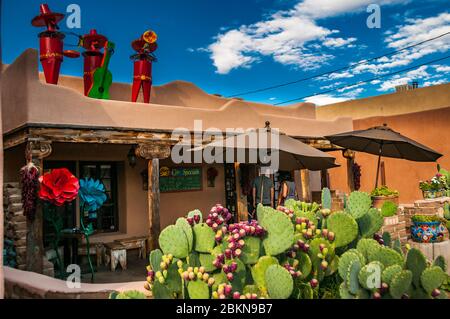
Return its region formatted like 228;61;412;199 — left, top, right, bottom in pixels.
79;178;107;212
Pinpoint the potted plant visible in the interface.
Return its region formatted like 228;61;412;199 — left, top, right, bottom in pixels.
381;201;399;226
411;215;446;243
371;186;399;209
419;174;447;199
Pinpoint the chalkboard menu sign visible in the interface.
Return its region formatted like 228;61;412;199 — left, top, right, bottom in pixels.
160;167;203;193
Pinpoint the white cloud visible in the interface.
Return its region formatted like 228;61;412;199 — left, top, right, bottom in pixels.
377;65;431;91
304;94;350;105
433;64;450;73
206;0;408;74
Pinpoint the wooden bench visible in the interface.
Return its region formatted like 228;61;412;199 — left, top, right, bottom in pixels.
114;236;147;259
78;243;104;267
104;243;127;272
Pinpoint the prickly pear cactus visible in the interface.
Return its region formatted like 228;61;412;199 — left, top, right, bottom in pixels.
188;209;203;224
193;223;216;253
187;280;210;299
358;261;384;290
433;255;448;272
326;211;358;248
321;188;332;210
382;264;402;285
382;232;392;248
159;225;189;258
420;266;446;294
259;207;294;256
356;238;381;260
368;246;404;268
176;218;194;251
241;236;261;265
199;253;217;272
297;252;313;279
347;191;372;219
406;248;427;287
251;256;279;292
347;259;362;294
149;249;163;272
339;250;365;279
152;281;174;299
390;270;413;299
265;264;294;299
358;208;383;238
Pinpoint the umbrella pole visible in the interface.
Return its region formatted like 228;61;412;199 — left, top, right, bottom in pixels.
375;153;382;189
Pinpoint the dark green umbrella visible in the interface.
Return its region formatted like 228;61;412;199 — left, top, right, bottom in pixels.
326;124;443;188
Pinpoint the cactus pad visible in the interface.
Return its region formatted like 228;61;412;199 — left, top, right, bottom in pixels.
241;237;261;265
358;261;383;290
382;264;402;285
347;259;362;294
149;249;163;271
187;280;210;299
259;207;295;256
297;252;312;279
347;191;372;219
339;283;355;299
368;246;404;268
265;264;294;299
356;238;381;260
339;251;363;280
309;238;334;264
433;255;448;272
199;253;217;272
176;218;194;251
420;266;446;294
406;248;427;288
152;281;174;299
251;256;279;291
193;223;216;253
326;211;358;248
166;261;183;294
358;208;383;238
321;188;332;210
159;225;189;258
187;209;203;224
294;283;314;299
390;270;413;299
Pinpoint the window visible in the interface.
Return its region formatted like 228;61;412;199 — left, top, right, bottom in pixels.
80;162;119;233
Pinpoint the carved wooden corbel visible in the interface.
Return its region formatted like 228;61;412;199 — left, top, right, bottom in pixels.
135;143;171;160
25;138;53;166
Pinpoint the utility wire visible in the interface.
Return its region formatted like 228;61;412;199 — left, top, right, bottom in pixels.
274;54;450;105
226;31;450;98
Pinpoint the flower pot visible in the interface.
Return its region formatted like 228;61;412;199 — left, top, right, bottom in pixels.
422;190;446;199
411;221;446;243
384;215;399;226
372;195;399;209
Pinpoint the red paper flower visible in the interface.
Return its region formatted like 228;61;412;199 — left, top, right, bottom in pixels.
38;168;80;206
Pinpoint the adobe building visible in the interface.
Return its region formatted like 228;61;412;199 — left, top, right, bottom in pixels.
1;49;353;269
317;82;450;203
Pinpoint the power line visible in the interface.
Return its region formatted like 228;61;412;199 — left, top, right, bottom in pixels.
273;54;450;105
226;31;450;98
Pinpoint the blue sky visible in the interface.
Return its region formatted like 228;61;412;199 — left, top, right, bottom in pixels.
1;0;449;105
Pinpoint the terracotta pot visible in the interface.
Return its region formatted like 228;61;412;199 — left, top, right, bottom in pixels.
384;215;399;226
372;195;399;209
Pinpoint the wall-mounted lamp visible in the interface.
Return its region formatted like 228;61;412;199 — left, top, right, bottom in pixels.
128;146;137;168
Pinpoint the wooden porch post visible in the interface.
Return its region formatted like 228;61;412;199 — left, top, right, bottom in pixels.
26;139;52;274
136;143;171;252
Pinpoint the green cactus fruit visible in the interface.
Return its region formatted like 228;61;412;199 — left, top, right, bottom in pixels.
390;270;413;299
358;261;384;290
381;201;398;217
193;223;216;253
241;237;261;265
187;209;203;223
152;281;174;299
265;264;294;299
406;248;427;288
433;255;448;272
358;208;383;238
176;218;194;251
347;191;372;219
187;251;201;267
382;232;392;247
309;238;335;265
149;249;163;272
382;264;402;285
347;259;362;294
284;199;298;211
356;238;381;261
338;251;363;280
421;266;446;294
297;252;312;280
199;253;217;272
259;207;295;256
368;246;404;268
326;211;358;248
159;225;189;258
321;188;332;210
251;256;279;292
187;280;210;299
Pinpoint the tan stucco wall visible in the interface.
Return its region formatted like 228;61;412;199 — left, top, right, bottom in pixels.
316;83;450;121
3;143;226;244
328;106;450;204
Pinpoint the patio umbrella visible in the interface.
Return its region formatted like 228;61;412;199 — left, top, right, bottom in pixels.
325;124;443;188
190;122;339;171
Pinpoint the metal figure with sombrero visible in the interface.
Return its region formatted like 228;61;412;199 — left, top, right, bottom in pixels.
130;30;158;103
81;29;108;96
31;4;80;85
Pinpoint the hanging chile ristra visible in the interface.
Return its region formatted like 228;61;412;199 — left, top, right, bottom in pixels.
20;162;40;221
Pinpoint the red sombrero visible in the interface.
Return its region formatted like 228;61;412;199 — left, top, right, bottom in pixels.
31;4;65;27
132;39;158;53
82;29;108;50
